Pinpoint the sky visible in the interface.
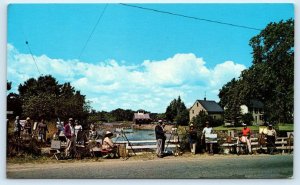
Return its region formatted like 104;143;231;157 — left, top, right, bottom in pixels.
7;3;294;113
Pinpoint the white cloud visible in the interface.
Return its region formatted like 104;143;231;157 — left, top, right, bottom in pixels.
7;43;246;113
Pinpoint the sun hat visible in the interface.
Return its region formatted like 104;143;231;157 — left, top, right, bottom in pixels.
105;131;113;137
242;123;247;126
26;117;30;120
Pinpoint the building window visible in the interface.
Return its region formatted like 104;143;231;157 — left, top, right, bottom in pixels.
192;110;194;114
197;103;199;107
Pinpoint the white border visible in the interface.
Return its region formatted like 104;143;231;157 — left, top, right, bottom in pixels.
1;1;298;185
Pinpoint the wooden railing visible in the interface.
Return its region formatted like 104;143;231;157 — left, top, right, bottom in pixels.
220;136;294;154
115;140;180;151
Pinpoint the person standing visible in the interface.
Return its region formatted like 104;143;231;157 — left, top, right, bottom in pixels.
14;116;22;138
74;120;83;143
64;118;76;158
161;123;167;153
24;117;32;135
37;118;49;142
266;124;277;154
202;121;213;153
188;124;198;154
155;120;166;158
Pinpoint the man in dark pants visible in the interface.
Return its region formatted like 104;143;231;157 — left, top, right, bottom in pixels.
155;120;166;158
266;124;277;155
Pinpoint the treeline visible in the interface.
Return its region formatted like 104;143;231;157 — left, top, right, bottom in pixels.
7;75;89;122
218;19;294;125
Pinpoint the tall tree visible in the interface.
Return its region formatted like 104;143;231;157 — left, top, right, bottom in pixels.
165;96;189;125
248;19;294;123
219;19;294;124
19;75;89;121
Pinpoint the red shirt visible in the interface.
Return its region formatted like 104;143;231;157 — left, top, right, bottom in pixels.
242;127;251;136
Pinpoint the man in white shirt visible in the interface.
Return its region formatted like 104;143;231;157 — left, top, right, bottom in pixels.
202;121;213;153
265;124;277;155
74;120;83;143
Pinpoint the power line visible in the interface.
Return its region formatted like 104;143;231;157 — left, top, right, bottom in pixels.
25;41;41;75
20;20;42;76
78;4;108;60
119;3;261;31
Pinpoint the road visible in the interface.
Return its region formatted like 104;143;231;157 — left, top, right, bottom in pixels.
7;154;293;179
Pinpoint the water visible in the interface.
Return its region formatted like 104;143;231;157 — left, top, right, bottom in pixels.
112;129;156;141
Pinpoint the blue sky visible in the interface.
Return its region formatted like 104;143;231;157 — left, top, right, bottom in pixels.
7;3;294;113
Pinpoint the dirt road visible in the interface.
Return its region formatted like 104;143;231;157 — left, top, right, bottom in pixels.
7;154;293;179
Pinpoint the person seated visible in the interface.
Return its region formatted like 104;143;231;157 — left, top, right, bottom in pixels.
102;131;118;158
237;123;252;154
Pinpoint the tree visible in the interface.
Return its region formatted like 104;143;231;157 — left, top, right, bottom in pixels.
219;19;294;124
219;78;244;125
190;110;213;129
241;113;254;126
248;19;294;123
19;75;89;121
165;96;189;125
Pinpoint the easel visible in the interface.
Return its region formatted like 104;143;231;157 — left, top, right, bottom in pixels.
164;128;180;156
114;129;136;159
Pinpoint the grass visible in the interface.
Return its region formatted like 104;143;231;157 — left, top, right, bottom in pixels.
214;124;294;132
7;154;105;164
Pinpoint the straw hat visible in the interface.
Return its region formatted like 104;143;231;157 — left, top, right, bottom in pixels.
105;131;113;137
26;117;30;121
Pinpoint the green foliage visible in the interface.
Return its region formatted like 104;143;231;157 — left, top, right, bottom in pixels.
190;110;223;129
165;96;189;125
111;108;134;121
219;79;243;125
219;19;294;124
18;75;89;121
241;113;254;126
190;110;211;129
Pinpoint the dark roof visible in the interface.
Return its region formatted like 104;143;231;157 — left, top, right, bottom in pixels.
197;100;224;113
248;100;264;109
133;113;151;120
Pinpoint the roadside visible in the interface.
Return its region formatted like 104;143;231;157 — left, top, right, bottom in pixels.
7;153;293;179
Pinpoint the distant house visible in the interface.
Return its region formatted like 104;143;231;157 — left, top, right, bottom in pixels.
241;100;264;125
189;98;224;121
133;111;151;124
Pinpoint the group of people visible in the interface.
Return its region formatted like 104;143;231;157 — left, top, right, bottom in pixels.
237;123;277;155
188;122;214;155
155;120;215;158
13;116;49;142
155;120;278;157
